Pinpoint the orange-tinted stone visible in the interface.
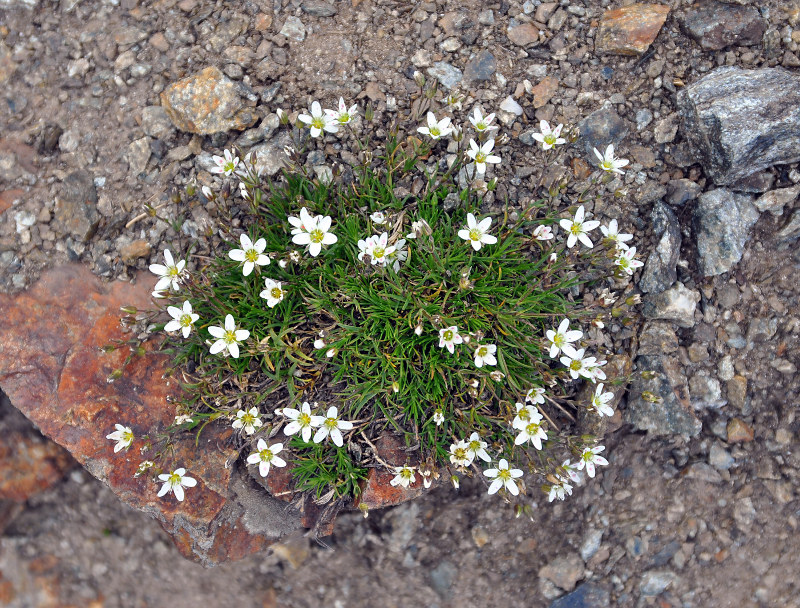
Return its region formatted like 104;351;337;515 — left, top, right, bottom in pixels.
531;76;559;109
595;3;670;56
0;428;74;502
354;434;427;510
0;188;25;215
727;418;755;443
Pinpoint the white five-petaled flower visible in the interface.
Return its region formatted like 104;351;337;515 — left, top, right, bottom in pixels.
484;459;523;496
370;210;387;225
561;459;582;484
149;249;186;293
157;468;197;502
210;149;240;176
548;476;573;502
325;97;358;126
298;101;339;138
359;232;396;266
546;318;583;359
438;326;463;354
513;416;547;450
560;346;597;380
532;120;566;150
590;383;615;417
588;357;607;383
311;406;353;447
228;234;270;277
525;387;546;405
532;225;554;240
614;246;644;276
208;314;250;359
593;144;629;174
246;439;286;478
387;238;407;272
390;465;416;488
468;107;498;133
260;278;286;308
164;300;199;339
559;205;601;249
417;112;453;140
458;213;497;251
288;207;338;257
600;219;633;250
576;445;609;478
281;401;316;443
232;407;263;435
433;410;445;426
512;402;543;429
466;139;502;175
106;424;134;453
405;218;432;240
473;343;497;368
466;432;491;463
449;440;471;467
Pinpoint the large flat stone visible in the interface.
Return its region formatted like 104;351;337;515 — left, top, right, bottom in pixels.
595;3;670;56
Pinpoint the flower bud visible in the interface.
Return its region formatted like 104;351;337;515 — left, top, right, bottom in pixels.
413;71;426;88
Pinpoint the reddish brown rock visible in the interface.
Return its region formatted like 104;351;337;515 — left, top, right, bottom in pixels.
595;3;670;56
531;76;559;109
355;434;427;510
160;66;259;135
0;188;25;215
683;2;766;51
0;426;74;503
727;418;755;443
507;23;540;47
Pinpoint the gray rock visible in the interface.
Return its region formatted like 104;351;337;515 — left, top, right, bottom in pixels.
549;583;610;608
682;2;766;50
429;560;457;598
689;372;724;409
635;109;653;131
141;106;175;140
126;137;151;176
539;553;584;592
251;132;294;177
499;96;523;115
678;67;800;185
427;62;463;89
53;171;99;243
235;113;280;148
462;50;496;83
280;17;306;42
59;128;80;153
754;185;800;216
730;170;775;193
709;443;735;470
638;322;679;355
640;202;681;294
694;189;758;276
642;282;700;328
776;209;800;242
639;570;677;596
653;113;679;144
0;0;38;7
301;0;337;17
627;355;701;437
746;317;778;343
580;529;603;562
477;9;494;25
666;178;702;206
576;102;628;161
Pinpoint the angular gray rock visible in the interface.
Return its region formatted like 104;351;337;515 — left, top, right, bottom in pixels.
53;170;99;242
549;583;610;608
642;282;700;328
678;67;800;185
576;102;628;161
694;189;758;276
682;1;766;50
640;202;681;294
754;185;800;216
627;355;702;437
776;209;800;242
426;62;463;89
462;50;496;83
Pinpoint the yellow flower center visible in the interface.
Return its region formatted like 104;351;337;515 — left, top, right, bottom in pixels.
554;334;564;347
373;246;385;259
475;152;487;163
570;223;581;235
271;287;282;299
526;422;540;435
179;314;193;327
299;413;311;426
497;469;511;482
477;346;488;357
245;249;259;262
401;469;412;481
468;440;481;451
224;330;237;344
325;417;338;430
544;134;556;145
469;228;481;241
601;160;613;171
241;413;255;426
168;266;179;277
224;161;235;173
310;229;324;243
570;360;582;371
311;117;325;130
168;473;181;485
261;449;273;461
443;330;453;341
454;447;467;461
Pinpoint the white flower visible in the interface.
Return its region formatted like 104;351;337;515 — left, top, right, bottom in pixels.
149;249;186;293
457;213;497;251
387;238;407;272
614;246;644;276
548;477;573;502
531;120;566;150
468;107;498;133
246;439;286;477
325;97;358;126
525;387;545;405
282;401;316;443
298;101;338;138
484;459;523;496
449;440;471;467
560;346;596;380
466;432;491;463
288;207;338;257
421;468;433;489
210;149;240;176
561;459;582;484
417;111;453;140
588;357;607;383
576;445;609;478
546;318;583;359
135;460;154;477
532;225;554;240
593;144;629;174
473;343;497;368
157;468;197;502
590;384;615;417
489;370;505;382
438;326;463;354
314;337;326;349
370;210;387;225
365;233;396;266
433;410;445;426
232;407;263;435
201;185;215;200
513;417;547;450
164;300;199;339
259;278;286;308
406;218;432;239
600;219;633;250
390;465;416;488
174;414;193;425
466;139;502;175
208;314;250;359
559;205;600;249
228;234;269;277
106;423;133;453
512;402;543;429
311;406;353;447
326;348;337;358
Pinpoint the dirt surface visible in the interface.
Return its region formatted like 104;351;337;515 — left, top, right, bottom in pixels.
2;0;800;606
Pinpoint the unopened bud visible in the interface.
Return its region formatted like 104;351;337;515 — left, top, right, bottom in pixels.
185;183;196;196
107;369;123;383
625;294;642;306
365;103;374;122
641;390;663;404
120;305;138;315
413;71;426;88
391;381;400;393
640;370;656;380
414;324;423;336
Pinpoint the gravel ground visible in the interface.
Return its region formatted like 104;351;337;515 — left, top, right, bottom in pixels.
2;0;800;606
